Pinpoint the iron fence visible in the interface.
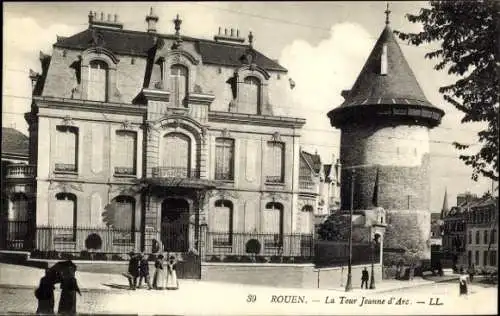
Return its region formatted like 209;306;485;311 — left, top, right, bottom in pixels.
35;226;141;253
205;231;314;259
1;220;31;250
314;241;381;267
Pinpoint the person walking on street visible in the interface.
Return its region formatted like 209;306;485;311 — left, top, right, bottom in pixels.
35;269;56;315
138;253;152;290
468;264;475;283
57;263;81;315
153;254;166;290
124;252;139;290
361;267;369;289
165;255;179;290
459;267;469;298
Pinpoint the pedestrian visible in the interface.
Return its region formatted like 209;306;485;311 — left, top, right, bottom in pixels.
35;269;56;315
409;263;415;281
361;267;369;289
165;255;179;290
458;267;468;297
153;254;166;290
57;263;81;315
123;251;139;290
138;253;152;290
468;264;475;283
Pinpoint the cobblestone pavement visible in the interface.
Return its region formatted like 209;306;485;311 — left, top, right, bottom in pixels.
1;281;496;315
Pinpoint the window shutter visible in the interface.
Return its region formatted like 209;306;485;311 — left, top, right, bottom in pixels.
214;202;232;233
114;198;134;231
162;133;190;177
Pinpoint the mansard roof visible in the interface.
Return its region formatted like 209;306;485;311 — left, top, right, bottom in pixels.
54;27;287;72
1;127;29;159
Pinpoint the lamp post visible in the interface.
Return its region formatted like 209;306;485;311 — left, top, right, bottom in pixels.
345;169;355;292
370;236;378;289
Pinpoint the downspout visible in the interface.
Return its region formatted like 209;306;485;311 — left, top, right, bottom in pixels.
291;128;295;235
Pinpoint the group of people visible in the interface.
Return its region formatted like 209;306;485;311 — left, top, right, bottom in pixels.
124;251;178;290
35;261;81;315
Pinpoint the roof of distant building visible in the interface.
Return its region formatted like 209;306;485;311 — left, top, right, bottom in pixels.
54;27;287;72
301;150;322;173
1;127;29;159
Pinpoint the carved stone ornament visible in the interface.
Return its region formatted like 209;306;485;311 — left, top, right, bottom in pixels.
271;132;281;142
121;120;132;130
61;115;75;126
221;128;231;138
91;29;105;47
173;118;181;130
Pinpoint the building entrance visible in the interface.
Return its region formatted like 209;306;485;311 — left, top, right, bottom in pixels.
160;198;190;252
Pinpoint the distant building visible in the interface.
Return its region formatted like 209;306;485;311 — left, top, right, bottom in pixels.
1;127;31;249
465;197;498;271
320;156;341;215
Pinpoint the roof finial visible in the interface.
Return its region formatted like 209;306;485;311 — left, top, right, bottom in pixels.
384;2;391;25
248;31;253;48
174;14;182;37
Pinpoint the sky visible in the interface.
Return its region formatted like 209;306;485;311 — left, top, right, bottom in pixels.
2;1;494;212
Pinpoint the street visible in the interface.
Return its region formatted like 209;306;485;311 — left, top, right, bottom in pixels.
1;281;496;315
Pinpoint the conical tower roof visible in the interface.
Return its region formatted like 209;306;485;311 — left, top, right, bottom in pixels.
328;15;444;128
342;25;431;107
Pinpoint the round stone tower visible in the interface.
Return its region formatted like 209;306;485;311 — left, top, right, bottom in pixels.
327;14;444;262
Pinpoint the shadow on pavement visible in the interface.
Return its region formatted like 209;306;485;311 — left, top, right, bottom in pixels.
102;283;130;290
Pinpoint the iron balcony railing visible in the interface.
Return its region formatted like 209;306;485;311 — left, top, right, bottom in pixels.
265;175;284;184
54;163;77;172
299;176;316;190
5;164;35;179
114;167;136;176
151;167;200;179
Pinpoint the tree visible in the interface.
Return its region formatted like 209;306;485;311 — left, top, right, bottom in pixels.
395;0;499;181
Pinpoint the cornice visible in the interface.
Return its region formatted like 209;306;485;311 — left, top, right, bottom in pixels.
208;111;306;129
142;88;171;102
34;96;146;116
186;93;216;105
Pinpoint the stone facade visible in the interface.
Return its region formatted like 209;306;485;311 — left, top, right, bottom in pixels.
3;10;321;257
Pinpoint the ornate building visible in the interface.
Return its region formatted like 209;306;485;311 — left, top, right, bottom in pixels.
3;9;319;260
327;10;445;262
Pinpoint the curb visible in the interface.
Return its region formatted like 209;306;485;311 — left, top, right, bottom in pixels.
0;283;124;294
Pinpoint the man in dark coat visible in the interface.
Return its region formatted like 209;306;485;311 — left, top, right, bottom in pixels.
361;267;369;289
138;253;152;290
126;252;140;290
35;269;56;314
57;263;81;315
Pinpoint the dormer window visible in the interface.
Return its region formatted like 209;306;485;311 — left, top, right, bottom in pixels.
239;76;261;114
169;64;188;107
88;60;108;101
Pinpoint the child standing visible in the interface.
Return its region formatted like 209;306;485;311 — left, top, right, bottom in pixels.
138;253;152;290
166;255;179;290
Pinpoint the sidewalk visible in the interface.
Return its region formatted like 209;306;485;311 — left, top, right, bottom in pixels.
0;263;457;294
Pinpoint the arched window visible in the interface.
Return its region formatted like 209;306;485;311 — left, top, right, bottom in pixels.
111;196;135;244
299;205;314;234
215;138;234;180
8;193;28;222
55;126;78;172
54;193;77;241
239;76;261;114
160;132;191;178
88;60;108;101
114;131;137;176
169;64;188;107
266;142;285;183
263;202;284;250
213;200;233;247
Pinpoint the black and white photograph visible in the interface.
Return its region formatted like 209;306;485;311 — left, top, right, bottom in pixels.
1;1;498;315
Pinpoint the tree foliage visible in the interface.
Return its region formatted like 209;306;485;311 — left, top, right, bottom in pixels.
395;0;499;181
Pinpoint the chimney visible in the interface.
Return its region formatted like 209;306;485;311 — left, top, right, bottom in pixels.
89;10;123;30
214;26;245;43
145;7;159;33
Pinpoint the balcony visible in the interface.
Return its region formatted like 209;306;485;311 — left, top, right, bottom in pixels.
5;164;35;180
266;175;284;184
114;167;136;177
151;167;200;179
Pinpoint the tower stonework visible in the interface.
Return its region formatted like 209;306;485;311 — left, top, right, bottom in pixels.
328;22;444;262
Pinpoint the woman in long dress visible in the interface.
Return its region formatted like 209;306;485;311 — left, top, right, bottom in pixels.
58;266;81;315
166;256;179;290
35;269;56;314
153;254;166;290
459;267;468;297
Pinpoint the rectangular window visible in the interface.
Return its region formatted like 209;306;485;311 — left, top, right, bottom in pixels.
266;142;284;183
55;126;78;172
114;131;137;176
475;250;479;265
483;250;488;266
491;229;497;244
212;200;233;247
468;231;472;244
468;251;472;266
484;230;488;245
112;197;135;244
490;251;497;266
475;230;480;244
54;194;76;242
215;138;234;180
